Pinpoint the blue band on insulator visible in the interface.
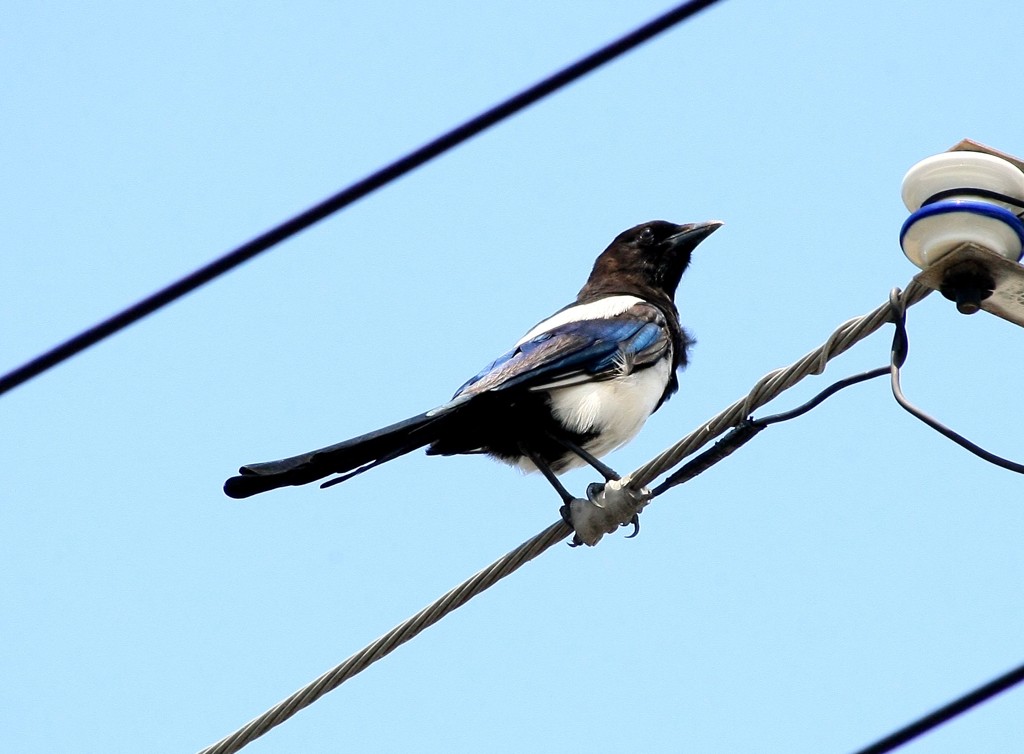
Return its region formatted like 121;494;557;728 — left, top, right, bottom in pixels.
900;199;1024;254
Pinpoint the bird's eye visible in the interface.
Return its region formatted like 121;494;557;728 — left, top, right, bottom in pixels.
638;227;655;246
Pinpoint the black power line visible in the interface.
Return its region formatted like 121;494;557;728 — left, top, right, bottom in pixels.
0;0;725;397
851;661;1024;754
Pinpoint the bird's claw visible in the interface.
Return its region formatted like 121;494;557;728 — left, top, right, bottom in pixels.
622;512;641;539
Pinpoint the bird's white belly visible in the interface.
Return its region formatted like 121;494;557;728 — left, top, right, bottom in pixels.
519;358;671;472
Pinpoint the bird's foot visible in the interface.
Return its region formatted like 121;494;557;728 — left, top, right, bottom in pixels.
562;479;648;547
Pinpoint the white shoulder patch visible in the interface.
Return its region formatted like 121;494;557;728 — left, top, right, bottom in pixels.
515;295;645;346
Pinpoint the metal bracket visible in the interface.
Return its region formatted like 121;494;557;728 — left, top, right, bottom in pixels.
914;242;1024;327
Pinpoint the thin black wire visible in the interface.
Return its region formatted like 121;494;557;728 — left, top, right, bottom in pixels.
887;289;1024;475
0;0;725;398
850;661;1024;754
757;366;890;426
650;365;890;497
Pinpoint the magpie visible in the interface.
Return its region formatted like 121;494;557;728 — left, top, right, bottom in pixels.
224;220;721;503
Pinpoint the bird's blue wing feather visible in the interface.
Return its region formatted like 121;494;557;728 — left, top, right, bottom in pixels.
453;314;669;399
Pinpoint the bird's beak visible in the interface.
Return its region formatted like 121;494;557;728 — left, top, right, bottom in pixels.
665;220;724;249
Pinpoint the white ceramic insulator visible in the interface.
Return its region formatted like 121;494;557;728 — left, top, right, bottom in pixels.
901;151;1024;212
901;207;1024;269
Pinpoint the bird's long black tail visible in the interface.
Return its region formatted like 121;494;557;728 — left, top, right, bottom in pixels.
223;410;450;499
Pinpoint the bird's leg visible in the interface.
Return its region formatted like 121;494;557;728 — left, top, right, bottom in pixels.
550;436;620;481
518;444;586;546
519;444;576;506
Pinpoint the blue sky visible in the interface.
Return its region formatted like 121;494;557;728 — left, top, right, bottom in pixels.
3;2;1024;752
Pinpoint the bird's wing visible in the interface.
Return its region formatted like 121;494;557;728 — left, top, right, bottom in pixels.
452;302;671;400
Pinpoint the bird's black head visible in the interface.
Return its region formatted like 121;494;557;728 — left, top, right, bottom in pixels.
578;220;723;304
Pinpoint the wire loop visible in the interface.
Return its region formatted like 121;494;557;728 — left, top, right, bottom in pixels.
887;288;1024;475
